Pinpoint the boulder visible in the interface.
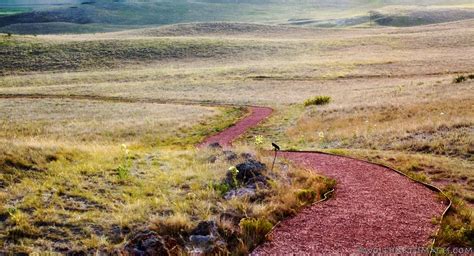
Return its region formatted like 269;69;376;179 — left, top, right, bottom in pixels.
235;159;267;184
223;187;256;200
191;221;219;237
122;231;169;256
188;221;226;254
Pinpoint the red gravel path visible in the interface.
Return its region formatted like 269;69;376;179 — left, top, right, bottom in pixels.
253;152;446;254
199;106;273;148
200;106;446;254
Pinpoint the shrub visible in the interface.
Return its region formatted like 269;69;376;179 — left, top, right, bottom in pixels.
239;218;273;251
7;33;12;37
453;75;466;83
304;96;331;107
117;144;131;179
468;74;474;80
212;182;231;195
116;165;130;179
296;189;317;205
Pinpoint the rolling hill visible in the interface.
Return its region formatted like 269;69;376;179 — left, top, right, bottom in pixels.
0;0;473;34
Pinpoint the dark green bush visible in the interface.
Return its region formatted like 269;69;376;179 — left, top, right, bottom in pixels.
304;96;331;107
453;75;466;83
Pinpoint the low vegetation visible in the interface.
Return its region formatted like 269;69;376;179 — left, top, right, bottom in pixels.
453;74;474;83
304;96;332;107
0;143;335;254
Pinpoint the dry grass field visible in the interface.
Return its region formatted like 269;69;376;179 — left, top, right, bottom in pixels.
0;17;473;253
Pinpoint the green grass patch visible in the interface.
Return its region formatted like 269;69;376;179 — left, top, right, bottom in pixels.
240;218;273;251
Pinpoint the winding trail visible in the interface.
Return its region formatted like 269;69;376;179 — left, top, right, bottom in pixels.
200;106;447;255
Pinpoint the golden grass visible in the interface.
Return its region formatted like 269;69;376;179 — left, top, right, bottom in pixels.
0;98;221;146
0;144;334;253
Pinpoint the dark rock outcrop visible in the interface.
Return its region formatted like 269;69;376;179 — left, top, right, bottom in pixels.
122;231;169;256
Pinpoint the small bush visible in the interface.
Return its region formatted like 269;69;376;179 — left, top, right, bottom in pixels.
304;96;331;107
296;189;317;205
239;218;273;251
468;74;474;80
453;75;466;83
7;33;12;37
117;144;131;179
116;165;130;179
212;182;231;195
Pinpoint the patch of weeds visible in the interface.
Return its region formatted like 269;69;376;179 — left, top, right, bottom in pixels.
325;148;349;156
6;208;40;240
435;192;474;248
407;171;430;183
116;144;131;179
296;189;317;205
228;166;240;188
304;95;331;107
254;135;265;148
150;213;193;237
453;75;466;83
212;182;231;195
453;74;474;83
239;218;273;251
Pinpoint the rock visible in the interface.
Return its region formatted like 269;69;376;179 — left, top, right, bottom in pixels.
109;224;131;244
223;187;256;200
223;150;238;161
207;142;222;149
189;234;214;247
235;159;267;184
246;180;268;190
188;221;225;254
191;221;219;237
123;231;169;256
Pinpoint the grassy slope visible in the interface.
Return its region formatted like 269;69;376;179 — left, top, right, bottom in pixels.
1;0;473;34
0;35;295;75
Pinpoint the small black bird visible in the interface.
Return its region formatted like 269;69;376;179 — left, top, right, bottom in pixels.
272;142;280;151
271;142;280;172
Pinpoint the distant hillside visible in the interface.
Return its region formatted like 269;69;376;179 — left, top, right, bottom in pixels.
0;0;473;34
